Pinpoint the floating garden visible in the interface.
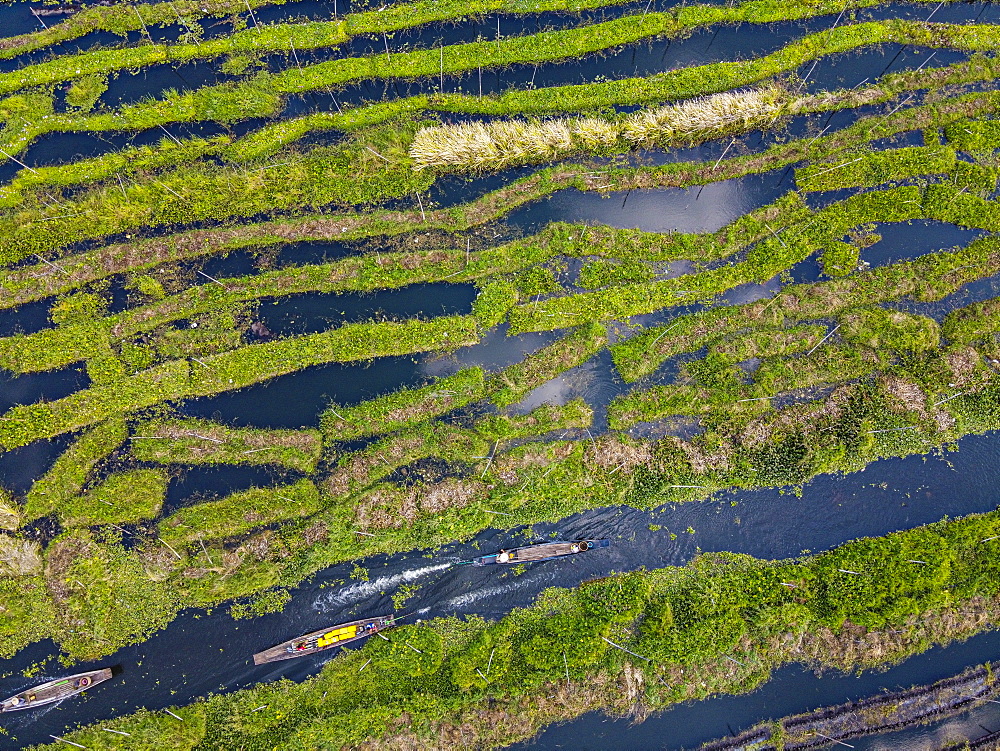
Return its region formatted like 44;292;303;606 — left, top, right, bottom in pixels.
0;0;997;747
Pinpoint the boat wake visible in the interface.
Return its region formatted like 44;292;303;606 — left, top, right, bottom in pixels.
442;579;533;610
312;562;455;612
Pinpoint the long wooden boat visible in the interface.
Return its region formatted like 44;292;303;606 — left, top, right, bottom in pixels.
471;539;610;566
0;669;112;712
253;615;395;665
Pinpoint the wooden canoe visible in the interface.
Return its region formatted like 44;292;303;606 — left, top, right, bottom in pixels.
0;668;112;712
471;539;610;566
253;615;395;665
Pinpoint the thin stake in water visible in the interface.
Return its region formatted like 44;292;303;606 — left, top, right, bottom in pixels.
133;5;153;40
49;737;86;750
814;732;854;749
0;147;39;174
601;636;653;662
805;324;840;356
159;538;183;560
713;138;737;170
34;253;69;275
196;269;227;287
245;0;259;28
154;179;184;200
199;537;214;565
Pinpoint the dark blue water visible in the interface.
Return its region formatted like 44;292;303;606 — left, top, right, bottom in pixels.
861;220;988;268
506;170;794;237
257;281;478;336
0;366;88;414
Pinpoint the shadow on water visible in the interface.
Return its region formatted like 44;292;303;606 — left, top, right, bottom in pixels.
2;426;1000;748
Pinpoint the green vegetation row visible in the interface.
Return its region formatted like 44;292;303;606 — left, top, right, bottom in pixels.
0;186;826;375
1;15;997;168
0;128;433;266
3;320;997;658
610;188;1000;384
0;0;656;96
0;0;649;68
3;62;998;283
0;0;290;60
13;33;981;193
1;21;996;230
0;0;973;122
506;176;998;334
0;40;982;223
0;314;480;451
129;418;322;473
0;238;560;374
18;375;589;534
0;132;995;448
25;508;1000;749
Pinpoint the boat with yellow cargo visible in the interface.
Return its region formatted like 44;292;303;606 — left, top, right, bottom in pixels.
252;615;396;664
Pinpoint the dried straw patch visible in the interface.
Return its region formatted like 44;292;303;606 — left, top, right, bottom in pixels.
410;87;788;170
0;535;42;576
0;488;19;531
354;478;484;530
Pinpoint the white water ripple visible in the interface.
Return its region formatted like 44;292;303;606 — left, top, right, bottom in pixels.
313;562;455;613
442;579;533;610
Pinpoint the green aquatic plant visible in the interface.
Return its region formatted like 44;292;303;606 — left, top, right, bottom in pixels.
131;419;322;473
159;479;321;547
0;2;996;736
57;468;169;528
22;418;128;522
